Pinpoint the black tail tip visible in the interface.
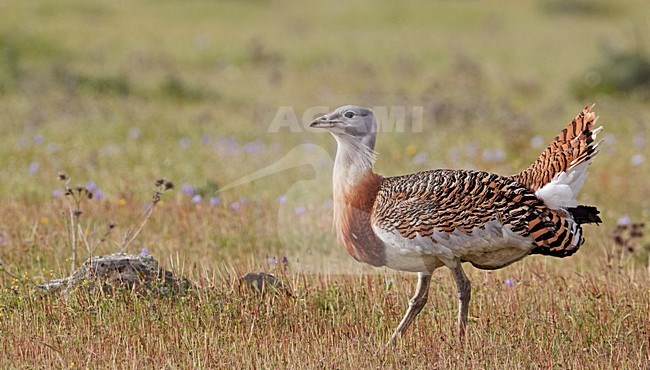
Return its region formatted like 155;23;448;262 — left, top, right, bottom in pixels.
568;205;602;225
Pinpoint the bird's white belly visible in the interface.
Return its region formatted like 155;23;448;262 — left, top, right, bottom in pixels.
373;220;534;272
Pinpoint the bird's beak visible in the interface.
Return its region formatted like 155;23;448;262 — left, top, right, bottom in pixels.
309;114;339;129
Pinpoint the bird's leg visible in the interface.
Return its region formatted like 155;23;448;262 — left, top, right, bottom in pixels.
451;264;471;338
386;272;432;346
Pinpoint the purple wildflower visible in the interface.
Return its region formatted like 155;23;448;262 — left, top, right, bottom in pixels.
210;196;221;206
631;154;644;166
179;137;191;149
277;194;288;204
244;141;264;154
267;256;278;264
323;198;333;210
505;277;516;288
94;189;104;200
413;151;428;164
465;142;478;156
52;189;62;198
230;202;241;211
191;195;202;203
181;184;196;196
294;206;307;216
140;248;150;256
617;215;631;226
530;135;545;148
128;128;141;140
85;181;97;191
28;162;40;174
33;135;44;145
482;149;505;163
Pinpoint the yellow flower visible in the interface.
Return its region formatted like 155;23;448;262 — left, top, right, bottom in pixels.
40;217;49;224
405;145;418;155
118;198;127;206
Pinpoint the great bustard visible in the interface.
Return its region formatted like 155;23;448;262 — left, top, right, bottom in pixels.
310;105;602;344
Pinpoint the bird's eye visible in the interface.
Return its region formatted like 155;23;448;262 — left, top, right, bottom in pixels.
344;111;355;119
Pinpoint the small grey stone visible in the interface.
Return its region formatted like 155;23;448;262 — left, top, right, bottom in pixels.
240;272;290;296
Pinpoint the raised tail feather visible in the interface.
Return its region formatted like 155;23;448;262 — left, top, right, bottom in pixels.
512;105;603;194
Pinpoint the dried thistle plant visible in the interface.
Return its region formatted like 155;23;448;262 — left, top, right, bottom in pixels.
119;178;174;253
607;217;649;269
58;173;98;271
56;174;173;268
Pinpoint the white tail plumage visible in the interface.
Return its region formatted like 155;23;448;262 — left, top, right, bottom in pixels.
512;106;603;210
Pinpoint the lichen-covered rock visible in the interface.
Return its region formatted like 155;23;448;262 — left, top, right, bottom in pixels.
36;252;192;297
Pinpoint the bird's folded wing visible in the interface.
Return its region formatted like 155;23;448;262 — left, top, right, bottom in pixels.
372;169;583;257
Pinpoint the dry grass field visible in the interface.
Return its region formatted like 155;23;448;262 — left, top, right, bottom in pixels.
0;0;648;368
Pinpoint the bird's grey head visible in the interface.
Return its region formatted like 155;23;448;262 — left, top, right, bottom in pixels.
309;105;377;150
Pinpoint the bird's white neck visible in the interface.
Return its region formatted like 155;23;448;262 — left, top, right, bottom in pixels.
330;134;385;267
332;134;377;194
